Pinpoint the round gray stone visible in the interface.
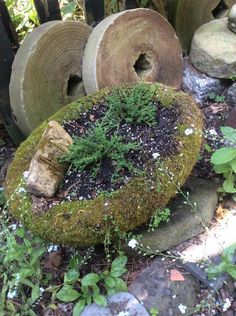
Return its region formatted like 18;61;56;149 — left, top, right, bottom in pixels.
190;18;236;79
181;57;229;105
226;83;236;107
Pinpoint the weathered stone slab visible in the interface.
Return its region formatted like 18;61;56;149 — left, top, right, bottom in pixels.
129;257;200;316
125;178;218;255
190;18;236;79
26;121;73;198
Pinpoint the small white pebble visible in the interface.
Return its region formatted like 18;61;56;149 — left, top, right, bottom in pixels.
178;304;187;314
23;171;29;180
184;128;194;136
222;298;231;312
152;152;160;159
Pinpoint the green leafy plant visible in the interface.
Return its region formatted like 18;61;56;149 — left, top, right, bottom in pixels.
150;306;160;316
62;123;139;179
0;225;47;315
52;255;128;316
230;75;236;81
148;208;170;232
207;243;236;280
6;0;39;41
210;127;236;199
105;83;157;127
208;92;225;103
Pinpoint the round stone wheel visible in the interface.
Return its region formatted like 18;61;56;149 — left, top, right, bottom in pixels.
166;0;236;51
82;9;183;95
5;83;203;247
10;21;92;136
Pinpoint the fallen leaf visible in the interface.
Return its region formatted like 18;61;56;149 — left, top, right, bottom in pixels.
43;250;63;269
169;269;185;281
215;204;229;221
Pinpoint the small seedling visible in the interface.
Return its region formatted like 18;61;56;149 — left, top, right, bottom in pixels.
207;243;236;280
208;92;225;103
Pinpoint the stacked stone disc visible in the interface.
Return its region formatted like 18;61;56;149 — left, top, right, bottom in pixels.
10;21;92;136
82;8;183;94
10;9;183;136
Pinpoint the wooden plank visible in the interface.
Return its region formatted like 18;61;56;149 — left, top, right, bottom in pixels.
84;0;104;26
0;16;24;144
0;0;19;51
33;0;62;24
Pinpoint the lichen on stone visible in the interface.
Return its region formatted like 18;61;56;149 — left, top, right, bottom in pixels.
5;83;203;247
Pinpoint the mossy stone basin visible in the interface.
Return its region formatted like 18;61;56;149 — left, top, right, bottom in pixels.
5;83;203;247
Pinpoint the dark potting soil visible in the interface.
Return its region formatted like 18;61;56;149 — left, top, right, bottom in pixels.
55;101;181;202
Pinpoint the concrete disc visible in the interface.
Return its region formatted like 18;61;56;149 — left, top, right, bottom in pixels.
166;0;236;51
10;21;92;136
82;8;183;95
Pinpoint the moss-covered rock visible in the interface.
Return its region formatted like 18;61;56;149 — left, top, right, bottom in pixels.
5;83;203;247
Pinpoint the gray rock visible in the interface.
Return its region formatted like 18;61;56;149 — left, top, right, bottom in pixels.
226;83;236;107
190;19;236;79
80;303;112;316
80;292;150;316
129;257;200;316
225;106;236;129
26;121;73;198
126;178;218;254
228;4;236;33
108;292;150;315
181;57;228;105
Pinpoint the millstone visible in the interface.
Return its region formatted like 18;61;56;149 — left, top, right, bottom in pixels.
166;0;236;51
5;83;203;247
10;21;92;136
82;9;183;94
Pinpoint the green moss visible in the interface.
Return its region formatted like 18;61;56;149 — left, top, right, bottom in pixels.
5;83;203;247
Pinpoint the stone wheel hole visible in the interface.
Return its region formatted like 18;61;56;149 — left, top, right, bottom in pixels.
212;0;229;18
67;74;83;97
133;53;152;78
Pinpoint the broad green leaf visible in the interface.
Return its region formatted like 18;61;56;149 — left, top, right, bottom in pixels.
91;284;100;294
206;262;226;278
15;227;25;238
106;288;117;296
81;273;100;286
231;159;236;173
214;163;231;174
73;299;86;316
31;247;46;265
114;278;128;292
226;266;236;279
211;147;236;165
93;294;107;307
56;285;80;302
30;284;40;303
223;178;236;193
111;255;127;270
86;295;92;306
64;269;80;284
222;243;236;262
104;276;116;288
221;127;236;143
